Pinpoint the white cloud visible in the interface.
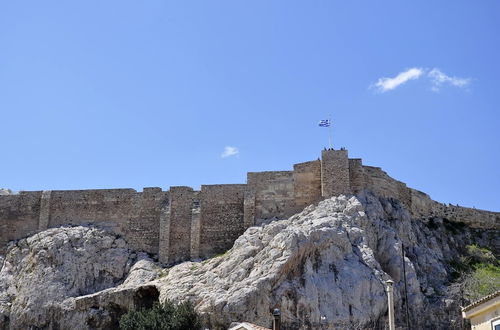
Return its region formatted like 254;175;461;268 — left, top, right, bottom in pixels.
221;146;239;158
372;68;424;92
428;68;470;92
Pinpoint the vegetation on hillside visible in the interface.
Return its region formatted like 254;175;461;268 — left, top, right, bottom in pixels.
449;244;500;302
119;300;202;330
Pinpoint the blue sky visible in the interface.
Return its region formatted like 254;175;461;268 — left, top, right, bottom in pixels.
1;1;499;211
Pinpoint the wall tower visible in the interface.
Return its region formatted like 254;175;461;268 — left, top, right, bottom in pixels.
320;149;351;197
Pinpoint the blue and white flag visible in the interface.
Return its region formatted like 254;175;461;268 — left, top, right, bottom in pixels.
318;119;331;127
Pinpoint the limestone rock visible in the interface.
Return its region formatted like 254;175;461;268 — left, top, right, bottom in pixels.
156;195;389;329
0;189;11;196
0;226;136;329
153;193;496;329
0;194;497;329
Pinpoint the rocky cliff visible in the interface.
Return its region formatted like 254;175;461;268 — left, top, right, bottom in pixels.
0;193;498;329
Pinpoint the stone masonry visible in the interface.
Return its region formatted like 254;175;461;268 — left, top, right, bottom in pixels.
1;149;498;264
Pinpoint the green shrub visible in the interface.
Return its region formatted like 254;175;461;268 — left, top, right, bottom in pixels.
119;301;202;330
463;263;500;302
466;244;497;264
450;245;500;302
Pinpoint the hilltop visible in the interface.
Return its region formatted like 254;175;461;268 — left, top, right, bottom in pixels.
0;193;498;329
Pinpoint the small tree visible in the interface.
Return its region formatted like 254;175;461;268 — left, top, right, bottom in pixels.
451;244;500;304
120;300;202;330
463;263;500;302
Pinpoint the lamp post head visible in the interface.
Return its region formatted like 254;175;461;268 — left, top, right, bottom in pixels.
273;308;281;317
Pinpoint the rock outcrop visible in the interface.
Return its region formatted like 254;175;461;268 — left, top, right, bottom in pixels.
0;194;498;329
0;190;11;196
0;226;159;329
154;193;497;329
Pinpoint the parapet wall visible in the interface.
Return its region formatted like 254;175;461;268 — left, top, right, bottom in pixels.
1;148;498;260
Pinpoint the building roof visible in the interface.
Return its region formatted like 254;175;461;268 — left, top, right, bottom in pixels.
462;290;500;313
228;322;271;330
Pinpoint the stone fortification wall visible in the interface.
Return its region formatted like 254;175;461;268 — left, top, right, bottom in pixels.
2;148;498;262
130;188;168;254
321;149;351;197
352;165;499;229
348;158;365;194
0;191;42;254
361;166;412;209
410;189;499;229
160;187;194;264
247;171;295;222
198;184;246;258
293;160;322;211
0;188;170;255
47;189;138;242
48;188;167;254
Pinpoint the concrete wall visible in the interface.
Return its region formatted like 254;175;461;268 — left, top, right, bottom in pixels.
463;294;500;330
198;184;246;258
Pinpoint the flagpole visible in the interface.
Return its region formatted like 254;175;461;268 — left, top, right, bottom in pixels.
329;116;332;149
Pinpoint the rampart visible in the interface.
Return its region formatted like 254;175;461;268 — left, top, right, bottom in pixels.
1;149;498;263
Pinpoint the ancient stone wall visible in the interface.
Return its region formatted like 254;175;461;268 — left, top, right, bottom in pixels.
162;186;194;264
47;188;138;232
321;149;351;197
198;184;246;258
1;148;498;262
361;166;412;209
190;191;201;260
348;158;365;194
0;191;41;254
293;160;322;211
247;171;295;222
410;189;499;229
243;190;256;228
47;188;167;254
129;188;168;254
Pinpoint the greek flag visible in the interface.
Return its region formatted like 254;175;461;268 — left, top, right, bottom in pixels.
318;119;331;127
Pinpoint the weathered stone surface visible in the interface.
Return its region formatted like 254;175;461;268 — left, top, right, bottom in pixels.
153;193;497;329
0;194;497;329
0;190;11;196
0;226;148;329
1;150;499;265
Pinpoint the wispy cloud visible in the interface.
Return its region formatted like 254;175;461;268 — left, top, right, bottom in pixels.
221;146;239;158
372;68;424;93
371;67;471;93
428;68;470;92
